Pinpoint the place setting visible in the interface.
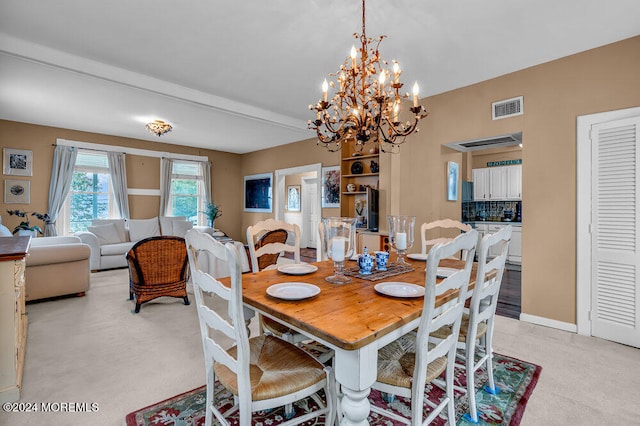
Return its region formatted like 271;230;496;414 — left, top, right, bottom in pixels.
276;263;318;275
266;282;321;300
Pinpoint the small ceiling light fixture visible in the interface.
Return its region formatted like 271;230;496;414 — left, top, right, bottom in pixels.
309;0;428;153
145;119;173;137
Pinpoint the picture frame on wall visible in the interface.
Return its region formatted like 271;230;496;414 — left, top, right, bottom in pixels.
321;166;340;208
447;161;459;201
4;179;30;204
3;148;33;176
244;173;273;212
287;185;301;212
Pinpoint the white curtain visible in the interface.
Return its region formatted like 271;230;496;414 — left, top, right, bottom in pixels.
159;158;174;217
45;146;78;236
107;151;130;219
201;160;212;206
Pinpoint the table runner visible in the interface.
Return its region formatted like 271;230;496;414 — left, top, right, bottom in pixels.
344;263;415;281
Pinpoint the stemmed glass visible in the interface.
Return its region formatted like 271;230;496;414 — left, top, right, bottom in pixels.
321;217;357;284
388;215;416;266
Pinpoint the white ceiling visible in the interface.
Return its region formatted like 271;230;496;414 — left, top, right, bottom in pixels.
0;0;638;154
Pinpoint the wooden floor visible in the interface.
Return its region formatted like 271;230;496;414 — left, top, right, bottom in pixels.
300;248;522;320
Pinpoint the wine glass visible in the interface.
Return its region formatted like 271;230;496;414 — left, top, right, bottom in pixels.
321;217;357;284
388;215;415;266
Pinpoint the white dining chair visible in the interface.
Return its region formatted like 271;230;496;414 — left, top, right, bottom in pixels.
420;218;473;260
246;219;300;272
431;224;511;423
185;229;336;426
371;229;478;425
246;219;333;364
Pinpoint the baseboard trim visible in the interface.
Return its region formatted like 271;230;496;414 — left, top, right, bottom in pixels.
519;313;577;333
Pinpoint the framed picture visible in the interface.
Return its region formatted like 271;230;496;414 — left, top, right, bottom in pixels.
321;166;340;208
4;179;30;204
447;161;459;201
3;148;33;176
244;173;273;212
287;185;301;212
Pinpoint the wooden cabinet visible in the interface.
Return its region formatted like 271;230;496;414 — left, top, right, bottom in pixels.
357;231;389;254
0;236;30;403
508;225;522;264
472;165;522;200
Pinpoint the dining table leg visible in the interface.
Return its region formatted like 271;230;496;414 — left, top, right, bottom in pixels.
334;345;378;426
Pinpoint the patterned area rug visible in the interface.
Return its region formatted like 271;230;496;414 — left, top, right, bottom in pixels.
126;352;541;426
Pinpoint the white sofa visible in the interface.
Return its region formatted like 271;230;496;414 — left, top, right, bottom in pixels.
25;236;91;301
76;216;193;271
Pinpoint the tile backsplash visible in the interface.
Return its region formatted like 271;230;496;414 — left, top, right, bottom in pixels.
462;201;522;222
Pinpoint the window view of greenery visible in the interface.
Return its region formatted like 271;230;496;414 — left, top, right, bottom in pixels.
171;161;201;223
69;151;111;232
171;179;198;223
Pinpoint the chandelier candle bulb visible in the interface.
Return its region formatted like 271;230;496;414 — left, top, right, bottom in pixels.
412;82;420;108
396;232;407;250
393;62;401;84
332;237;346;262
351;46;357;68
322;79;328;102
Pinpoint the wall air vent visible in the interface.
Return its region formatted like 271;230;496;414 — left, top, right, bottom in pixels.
492;96;523;120
444;132;523;152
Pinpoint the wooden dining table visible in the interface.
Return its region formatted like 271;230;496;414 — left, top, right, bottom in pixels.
232;256;481;426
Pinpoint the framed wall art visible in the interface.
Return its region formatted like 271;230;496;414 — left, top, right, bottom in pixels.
287;185;301;212
244;173;273;213
3;148;33;176
321;166;340;208
4;179;30;204
447;161;459;201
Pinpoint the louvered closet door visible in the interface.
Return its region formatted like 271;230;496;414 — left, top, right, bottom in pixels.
591;117;640;348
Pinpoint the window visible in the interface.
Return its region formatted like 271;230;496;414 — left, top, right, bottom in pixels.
58;150;116;234
167;160;205;224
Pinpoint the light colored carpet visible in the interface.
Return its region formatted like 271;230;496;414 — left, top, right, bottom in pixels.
1;269;638;425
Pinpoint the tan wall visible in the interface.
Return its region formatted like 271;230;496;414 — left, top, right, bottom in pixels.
471;146;522;169
0;120;244;241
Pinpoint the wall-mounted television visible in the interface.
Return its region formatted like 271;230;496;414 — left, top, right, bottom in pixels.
366;187;379;232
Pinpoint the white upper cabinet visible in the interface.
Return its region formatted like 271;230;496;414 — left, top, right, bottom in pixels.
472;165;522;201
472;168;490;200
506;165;522;199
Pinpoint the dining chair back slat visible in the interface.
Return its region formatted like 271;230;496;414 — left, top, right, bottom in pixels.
246;219;300;273
420;219;473;260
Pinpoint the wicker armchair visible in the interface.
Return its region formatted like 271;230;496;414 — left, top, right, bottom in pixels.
127;236;190;313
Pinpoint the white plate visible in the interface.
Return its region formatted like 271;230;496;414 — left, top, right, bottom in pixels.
436;267;458;278
407;253;429;261
374;282;425;298
267;283;321;300
277;263;318;275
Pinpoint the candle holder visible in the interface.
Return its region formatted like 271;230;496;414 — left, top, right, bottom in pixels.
321;217;357;284
388;215;416;267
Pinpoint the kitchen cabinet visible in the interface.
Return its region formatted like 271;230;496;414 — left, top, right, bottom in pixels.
472;165;522;200
508;225;522;264
0;236;30;403
506;165;522;199
472;169;490;200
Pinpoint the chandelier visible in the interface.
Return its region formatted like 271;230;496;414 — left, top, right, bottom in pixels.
145;120;173;137
309;0;428;153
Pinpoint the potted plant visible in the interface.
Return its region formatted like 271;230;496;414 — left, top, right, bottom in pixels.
6;209;50;237
200;202;222;228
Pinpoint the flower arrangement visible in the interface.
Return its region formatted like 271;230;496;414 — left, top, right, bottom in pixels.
6;209;50;235
200;202;222;227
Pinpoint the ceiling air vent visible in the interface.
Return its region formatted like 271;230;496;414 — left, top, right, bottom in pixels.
444;132;523;152
492;96;523;120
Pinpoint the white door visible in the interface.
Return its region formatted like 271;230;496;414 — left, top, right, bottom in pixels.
302;178;319;248
590;116;640;348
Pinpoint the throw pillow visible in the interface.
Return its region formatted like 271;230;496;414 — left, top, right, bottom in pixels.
172;220;193;238
0;223;12;237
87;223;121;245
128;217;160;242
92;219;127;243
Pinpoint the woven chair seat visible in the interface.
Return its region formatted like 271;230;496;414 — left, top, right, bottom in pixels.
377;334;447;389
431;313;488;342
214;335;326;401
